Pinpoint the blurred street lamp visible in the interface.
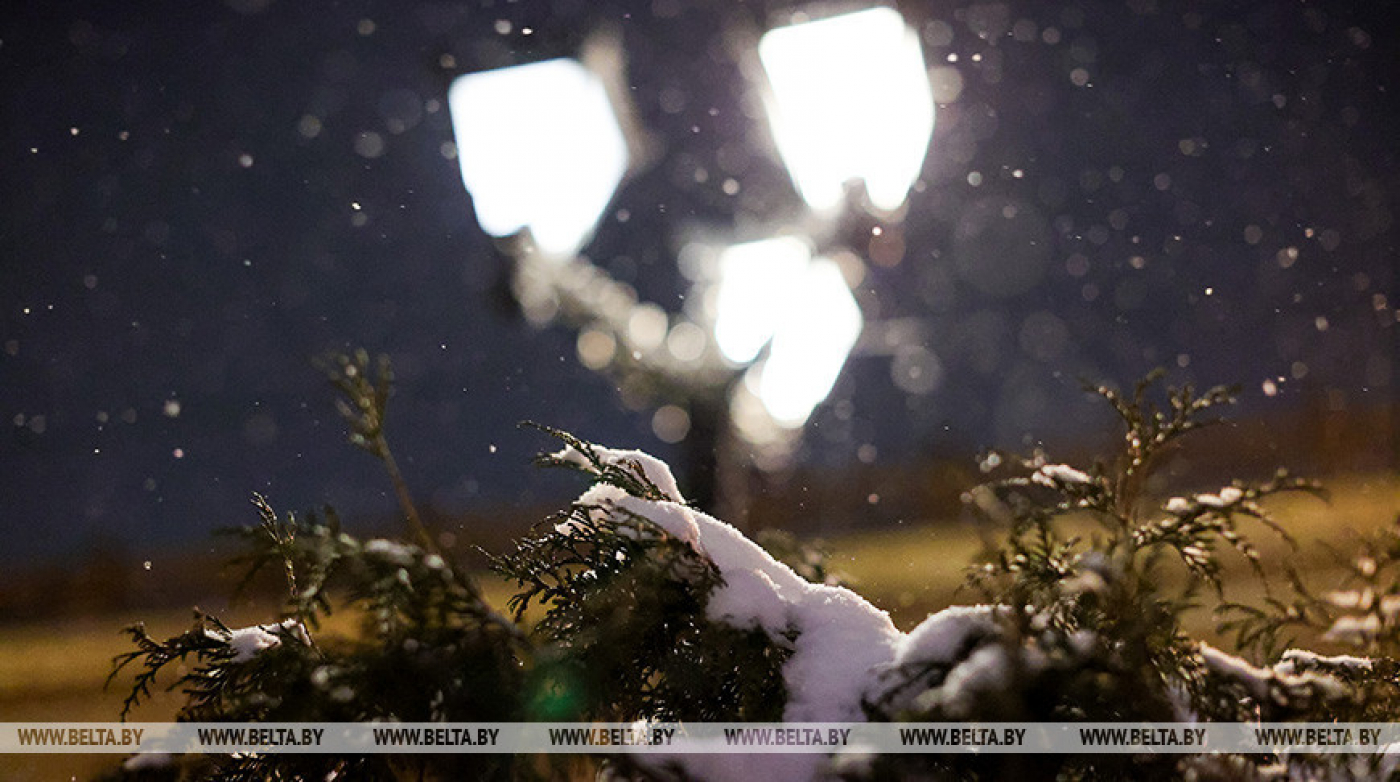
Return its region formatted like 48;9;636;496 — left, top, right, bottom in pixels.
754;257;865;428
713;237;812;366
710;237;863;437
723;6;934;456
448;58;628;258
758;6;936;216
447;7;934;514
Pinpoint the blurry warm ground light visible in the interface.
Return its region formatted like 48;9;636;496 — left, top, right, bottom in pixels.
1;472;1396;781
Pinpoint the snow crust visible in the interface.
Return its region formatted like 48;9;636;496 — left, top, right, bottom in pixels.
565;448;914;780
554;444;685;502
579;482;900;723
893;604;1004;667
1198;642;1347;701
364;538;415;565
1032;463;1091;486
566;448;1026;734
1322;614;1381;645
211;619;308;663
1274;648;1373;673
567;446;1374;781
1321;588;1400;622
1196;486;1244;508
930;643;1014;714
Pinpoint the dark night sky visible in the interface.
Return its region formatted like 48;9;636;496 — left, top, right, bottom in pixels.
1;1;1395;566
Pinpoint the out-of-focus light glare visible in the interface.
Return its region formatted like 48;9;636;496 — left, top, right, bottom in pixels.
758;259;862;427
651;404;691;443
448;59;627;256
759;8;934;213
627;303;670;352
713;237;812;364
576;328;616;370
666;321;709;363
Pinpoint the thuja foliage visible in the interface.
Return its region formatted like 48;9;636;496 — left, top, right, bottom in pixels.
105;352;527;782
859;372;1397;782
102;356;811;782
494;426;792;724
104;359;1400;782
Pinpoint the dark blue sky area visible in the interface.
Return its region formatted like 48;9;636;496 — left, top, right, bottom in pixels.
1;1;1395;564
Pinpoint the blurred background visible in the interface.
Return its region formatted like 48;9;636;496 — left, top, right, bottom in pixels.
0;1;1396;772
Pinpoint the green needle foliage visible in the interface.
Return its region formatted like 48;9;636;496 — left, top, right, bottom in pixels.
858;374;1383;782
103;361;1400;782
493;425;792;724
315;349;441;557
107;500;527;781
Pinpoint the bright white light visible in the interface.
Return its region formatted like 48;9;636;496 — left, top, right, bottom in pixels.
759;8;934;213
757;258;862;427
448;59;628;256
713;239;863;426
713;237;812;364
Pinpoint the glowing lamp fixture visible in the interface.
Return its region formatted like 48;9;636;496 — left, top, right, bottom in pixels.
755;258;862;427
448;59;628;257
759;7;935;213
713;238;862;427
713;237;813;364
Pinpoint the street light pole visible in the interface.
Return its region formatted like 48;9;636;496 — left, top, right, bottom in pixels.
446;6;936;520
